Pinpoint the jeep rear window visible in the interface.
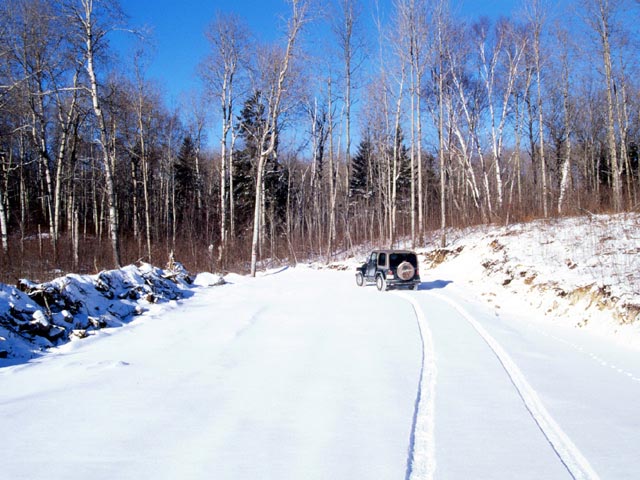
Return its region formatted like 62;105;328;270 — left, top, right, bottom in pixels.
389;253;417;268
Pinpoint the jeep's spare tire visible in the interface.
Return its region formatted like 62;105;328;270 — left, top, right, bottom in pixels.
397;261;415;281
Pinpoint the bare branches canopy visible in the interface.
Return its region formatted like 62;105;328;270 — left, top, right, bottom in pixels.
1;0;640;279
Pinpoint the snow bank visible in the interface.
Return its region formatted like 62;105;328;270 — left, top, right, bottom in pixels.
421;213;640;346
0;261;205;363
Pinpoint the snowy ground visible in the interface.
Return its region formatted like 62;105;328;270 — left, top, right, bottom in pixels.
1;213;639;478
2;264;640;479
1;269;421;479
418;213;640;346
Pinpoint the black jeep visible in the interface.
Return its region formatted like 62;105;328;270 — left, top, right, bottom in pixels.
355;250;421;291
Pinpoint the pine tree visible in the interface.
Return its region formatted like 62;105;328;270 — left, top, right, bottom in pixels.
233;91;286;233
174;135;197;215
350;134;374;200
232;92;264;232
395;127;411;206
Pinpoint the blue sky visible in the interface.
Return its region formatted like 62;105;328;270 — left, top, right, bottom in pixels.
114;0;527;105
115;0;292;104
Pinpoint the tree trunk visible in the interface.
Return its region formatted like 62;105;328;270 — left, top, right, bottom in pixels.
391;64;405;247
82;0;121;267
250;0;307;277
594;2;622;211
220;119;228;263
230;129;237;241
410;58;416;248
250;154;266;277
327;77;337;263
438;53;446;247
416;65;424;245
0;186;8;254
529;2;548;217
557;33;572;215
73;207;79;269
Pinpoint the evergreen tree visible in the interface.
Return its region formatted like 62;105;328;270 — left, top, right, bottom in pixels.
174;135;197;215
395;127;411;206
233;92;264;231
237;91;267;159
350;134;374;200
233;91;286;232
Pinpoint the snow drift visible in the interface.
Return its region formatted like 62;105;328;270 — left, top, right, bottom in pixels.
420;213;640;346
0;260;223;362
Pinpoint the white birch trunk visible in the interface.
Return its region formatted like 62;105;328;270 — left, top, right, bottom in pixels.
391;64;405;247
0;186;8;254
81;0;121;267
327;78;337;263
250;0;307;277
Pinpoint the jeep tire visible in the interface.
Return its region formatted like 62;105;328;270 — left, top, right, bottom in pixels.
376;274;386;292
397;261;415;281
356;272;364;287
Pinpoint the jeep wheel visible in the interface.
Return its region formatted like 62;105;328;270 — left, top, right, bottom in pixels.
355;272;364;287
376;274;386;292
397;261;415;281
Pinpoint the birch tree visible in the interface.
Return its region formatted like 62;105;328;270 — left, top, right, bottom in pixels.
203;13;248;265
69;0;125;267
249;0;309;277
476;19;525;213
6;0;58;253
398;0;428;246
433;0;451;246
132;53;155;261
556;26;574;214
525;0;549;217
333;0;364;254
582;0;624;211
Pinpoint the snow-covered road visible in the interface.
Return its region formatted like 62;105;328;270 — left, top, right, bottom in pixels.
1;267;639;479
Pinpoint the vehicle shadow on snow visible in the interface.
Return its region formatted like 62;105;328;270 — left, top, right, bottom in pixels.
416;279;452;291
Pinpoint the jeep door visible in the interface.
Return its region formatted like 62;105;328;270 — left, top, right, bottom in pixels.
366;253;377;279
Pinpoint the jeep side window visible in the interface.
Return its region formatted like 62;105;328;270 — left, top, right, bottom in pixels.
369;253;377;265
378;253;386;266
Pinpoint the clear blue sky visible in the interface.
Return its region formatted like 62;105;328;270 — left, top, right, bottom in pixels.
115;0;292;104
114;0;529;105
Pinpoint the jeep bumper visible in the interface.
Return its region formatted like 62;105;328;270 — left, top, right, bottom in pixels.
386;277;421;289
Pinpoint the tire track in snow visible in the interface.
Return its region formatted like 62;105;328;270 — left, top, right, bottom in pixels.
427;291;601;480
395;292;437;480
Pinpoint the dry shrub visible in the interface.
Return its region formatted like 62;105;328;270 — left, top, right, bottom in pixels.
423;246;464;268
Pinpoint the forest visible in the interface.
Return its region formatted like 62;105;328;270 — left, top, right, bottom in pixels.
1;0;639;282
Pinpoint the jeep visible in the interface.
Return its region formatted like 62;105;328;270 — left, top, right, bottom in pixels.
355;250;421;291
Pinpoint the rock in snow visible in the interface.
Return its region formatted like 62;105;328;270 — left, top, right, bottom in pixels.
0;260;217;362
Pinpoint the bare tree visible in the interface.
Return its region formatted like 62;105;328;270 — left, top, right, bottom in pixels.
249;0;309;277
203;13;249;265
0;151;10;253
68;0;126;267
5;0;59;254
398;0;428;247
332;0;364;255
556;25;574;214
476;18;525;214
434;0;450;246
613;39;634;205
525;0;549;217
51;67;81;253
326;73;338;263
581;0;624;211
446;23;484;220
131;51;155;262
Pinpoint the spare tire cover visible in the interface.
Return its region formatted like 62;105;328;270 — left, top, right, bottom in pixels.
397;261;415;281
